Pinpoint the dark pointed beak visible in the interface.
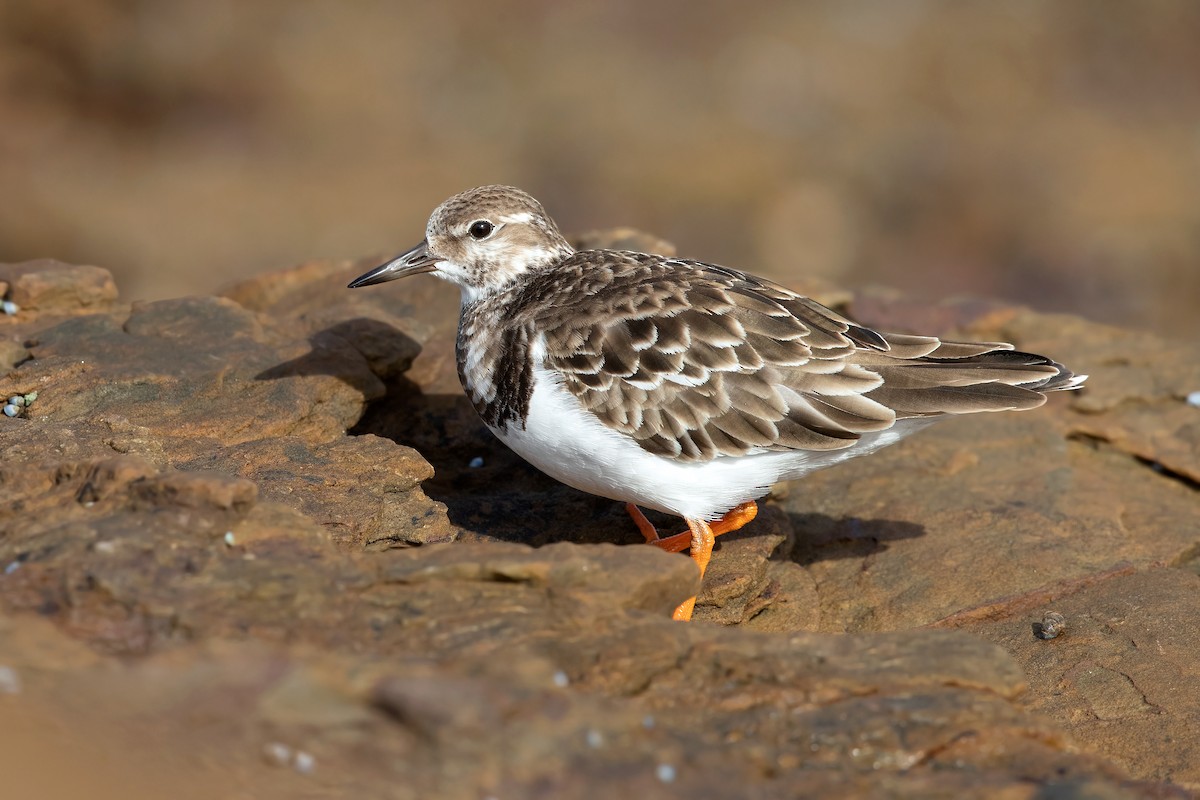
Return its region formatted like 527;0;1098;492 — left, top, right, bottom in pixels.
347;240;438;288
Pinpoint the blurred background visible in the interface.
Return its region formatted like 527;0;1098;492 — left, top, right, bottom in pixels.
1;0;1197;336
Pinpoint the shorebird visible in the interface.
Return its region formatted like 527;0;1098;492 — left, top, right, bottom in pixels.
349;185;1085;621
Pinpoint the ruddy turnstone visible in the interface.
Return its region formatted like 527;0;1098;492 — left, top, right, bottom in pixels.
349;185;1086;621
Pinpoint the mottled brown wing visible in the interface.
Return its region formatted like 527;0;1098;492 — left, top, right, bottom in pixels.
536;256;883;460
537;254;1074;462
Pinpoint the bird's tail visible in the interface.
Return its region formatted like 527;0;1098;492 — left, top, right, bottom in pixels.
858;334;1086;417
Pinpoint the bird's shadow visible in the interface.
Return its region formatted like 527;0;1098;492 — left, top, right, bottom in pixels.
780;512;925;567
351;375;929;567
254;318;422;398
264;319;927;565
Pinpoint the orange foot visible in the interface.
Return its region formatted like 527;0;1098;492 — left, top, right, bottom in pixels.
625;501;759;621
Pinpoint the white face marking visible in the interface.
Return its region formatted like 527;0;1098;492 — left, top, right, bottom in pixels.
499;212;534;224
507;245;556;269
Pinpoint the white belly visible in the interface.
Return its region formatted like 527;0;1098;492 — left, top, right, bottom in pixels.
490;365;933;521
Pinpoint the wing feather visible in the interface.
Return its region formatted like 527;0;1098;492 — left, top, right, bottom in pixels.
530;252;1081;462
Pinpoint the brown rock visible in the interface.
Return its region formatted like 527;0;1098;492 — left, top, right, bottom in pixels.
128;470;257;513
1002;312;1200;485
0;337;26;370
220;256;446;370
0;259;118;313
0;256;1194;798
175;433;454;548
778;305;1200;634
0;276;449;556
957;567;1200;787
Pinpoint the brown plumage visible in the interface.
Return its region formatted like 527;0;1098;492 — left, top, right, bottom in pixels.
492;250;1082;461
349;185;1086;621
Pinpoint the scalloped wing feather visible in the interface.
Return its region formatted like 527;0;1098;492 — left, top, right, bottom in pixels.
531;253;1080;462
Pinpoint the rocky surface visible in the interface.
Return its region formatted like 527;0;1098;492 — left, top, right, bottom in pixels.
1;249;1197;798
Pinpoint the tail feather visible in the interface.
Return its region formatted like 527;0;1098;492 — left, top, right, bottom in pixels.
860;341;1086;419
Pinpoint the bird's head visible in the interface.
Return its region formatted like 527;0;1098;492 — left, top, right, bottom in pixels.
348;185;574;303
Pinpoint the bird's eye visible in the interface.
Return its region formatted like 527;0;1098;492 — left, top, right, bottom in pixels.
468;220;494;240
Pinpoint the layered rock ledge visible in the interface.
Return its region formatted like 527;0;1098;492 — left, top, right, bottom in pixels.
1;245;1196;798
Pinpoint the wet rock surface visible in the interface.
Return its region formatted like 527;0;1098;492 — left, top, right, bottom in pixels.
1;251;1197;797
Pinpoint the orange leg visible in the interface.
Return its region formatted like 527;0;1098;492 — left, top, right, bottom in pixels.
671;518;715;621
626;501;758;552
625;501;759;620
